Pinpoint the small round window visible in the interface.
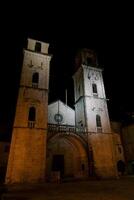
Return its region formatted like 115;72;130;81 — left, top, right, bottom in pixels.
54;113;63;123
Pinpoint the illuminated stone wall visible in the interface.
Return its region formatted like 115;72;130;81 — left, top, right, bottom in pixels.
112;132;125;162
6;38;52;184
48;100;75;125
89;133;118;178
122;124;134;162
85;97;111;133
110;121;125;164
73;49;118;178
83;65;111;133
27;38;49;54
0;142;10;167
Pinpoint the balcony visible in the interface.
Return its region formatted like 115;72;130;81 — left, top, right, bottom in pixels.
47;123;88;142
28;121;35;128
48;123;86;133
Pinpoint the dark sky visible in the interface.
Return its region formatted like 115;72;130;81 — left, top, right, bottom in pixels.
0;2;133;140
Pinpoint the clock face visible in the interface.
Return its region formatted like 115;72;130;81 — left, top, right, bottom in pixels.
54;113;63;123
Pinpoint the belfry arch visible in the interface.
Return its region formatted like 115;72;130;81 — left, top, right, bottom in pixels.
46;134;89;180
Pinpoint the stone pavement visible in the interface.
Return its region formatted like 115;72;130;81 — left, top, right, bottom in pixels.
1;176;134;200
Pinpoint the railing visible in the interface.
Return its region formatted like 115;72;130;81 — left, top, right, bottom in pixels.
97;127;102;132
32;83;38;88
47;123;88;143
28;121;35;128
48;123;86;133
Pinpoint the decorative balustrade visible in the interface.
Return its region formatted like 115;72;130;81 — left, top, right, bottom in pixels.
28;121;35;128
47;123;86;133
47;123;88;143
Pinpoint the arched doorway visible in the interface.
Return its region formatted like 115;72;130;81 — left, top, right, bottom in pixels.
117;160;125;175
46;134;89;181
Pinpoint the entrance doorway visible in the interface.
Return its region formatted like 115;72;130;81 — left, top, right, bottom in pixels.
131;161;134;174
117;160;125;175
47;136;88;179
52;155;64;177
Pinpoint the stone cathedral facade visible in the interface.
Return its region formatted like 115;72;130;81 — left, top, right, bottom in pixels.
5;38;124;184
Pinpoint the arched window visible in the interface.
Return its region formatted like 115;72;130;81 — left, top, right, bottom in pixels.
92;83;97;95
96;115;102;132
35;42;41;52
117;160;125;175
32;72;39;88
96;115;101;127
28;107;36;121
118;146;122;154
28;107;36;128
87;57;92;66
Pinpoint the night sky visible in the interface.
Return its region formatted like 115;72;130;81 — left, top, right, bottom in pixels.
0;2;133;140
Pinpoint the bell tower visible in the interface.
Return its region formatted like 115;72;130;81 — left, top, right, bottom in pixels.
73;49;117;178
6;38;52;183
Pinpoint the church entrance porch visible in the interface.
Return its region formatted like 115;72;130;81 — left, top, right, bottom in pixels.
46;133;89;181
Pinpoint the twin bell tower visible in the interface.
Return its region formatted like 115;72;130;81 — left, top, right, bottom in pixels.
5;39;117;184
